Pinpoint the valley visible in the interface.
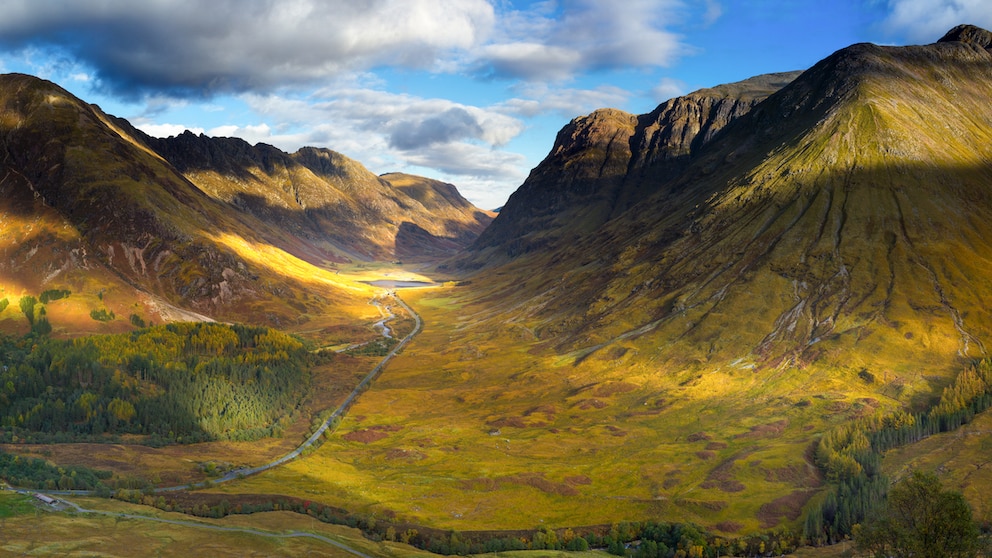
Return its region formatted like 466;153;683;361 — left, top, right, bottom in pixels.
3;23;992;558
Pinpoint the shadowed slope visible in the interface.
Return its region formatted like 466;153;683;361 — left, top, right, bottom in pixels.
280;26;992;534
0;73;374;329
468;72;801;261
467;28;992;376
380;172;495;258
143;132;493;261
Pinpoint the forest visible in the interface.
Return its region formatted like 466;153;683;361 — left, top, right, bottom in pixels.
0;322;312;444
804;359;992;544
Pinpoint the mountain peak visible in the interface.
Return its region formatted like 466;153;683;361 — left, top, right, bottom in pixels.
938;24;992;49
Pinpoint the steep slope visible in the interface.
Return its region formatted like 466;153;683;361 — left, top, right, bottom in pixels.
379;172;495;258
0;72;492;334
301;25;992;533
143;131;493;261
468;26;992;377
469;72;801;260
0;73;372;331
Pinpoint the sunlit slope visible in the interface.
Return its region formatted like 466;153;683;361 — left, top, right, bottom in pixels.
141;132;493;262
0;73;375;330
470;27;992;380
229;28;992;534
879;408;992;526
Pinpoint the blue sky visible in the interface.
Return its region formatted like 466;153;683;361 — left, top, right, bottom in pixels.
0;0;989;210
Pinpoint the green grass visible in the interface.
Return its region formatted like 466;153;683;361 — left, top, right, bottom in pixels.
0;491;36;518
879;408;992;526
0;496;435;558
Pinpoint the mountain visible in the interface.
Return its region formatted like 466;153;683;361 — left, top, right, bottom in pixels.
0;73;490;332
464;25;992;376
468;71;801;260
140;130;494;261
379;172;495;257
316;24;992;534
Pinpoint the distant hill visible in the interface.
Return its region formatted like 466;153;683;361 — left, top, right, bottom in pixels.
140;131;494;262
0;73;491;331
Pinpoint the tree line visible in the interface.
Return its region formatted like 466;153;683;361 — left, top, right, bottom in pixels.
805;359;992;545
0;322;313;444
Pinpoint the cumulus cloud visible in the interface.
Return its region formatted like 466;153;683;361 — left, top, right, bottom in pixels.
477;0;689;81
882;0;992;41
389;107;485;150
401;142;528;180
651;77;688;102
233;88;526;180
0;0;495;98
497;84;631;117
0;0;692;97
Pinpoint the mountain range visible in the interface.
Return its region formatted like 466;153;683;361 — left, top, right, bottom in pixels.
3;22;992;542
0;73;492;331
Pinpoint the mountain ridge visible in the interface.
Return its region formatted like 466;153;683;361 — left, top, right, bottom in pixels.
312;24;992;533
460;25;992;376
468;71;802;260
0;72;491;331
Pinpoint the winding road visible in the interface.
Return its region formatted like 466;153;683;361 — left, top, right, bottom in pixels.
205;291;422;487
15;289;425;555
39;290;421;494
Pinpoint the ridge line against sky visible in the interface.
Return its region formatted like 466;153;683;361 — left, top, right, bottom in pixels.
0;0;989;210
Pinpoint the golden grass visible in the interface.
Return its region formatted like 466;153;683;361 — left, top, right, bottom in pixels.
879;408;992;525
203;285;876;535
0;351;380;486
0;495;432;558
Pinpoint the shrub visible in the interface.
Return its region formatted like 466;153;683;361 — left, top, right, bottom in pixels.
90;308;115;322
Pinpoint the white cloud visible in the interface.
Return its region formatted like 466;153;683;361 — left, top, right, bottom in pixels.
498;83;631;118
228;87;528;183
136;123;205;137
476;0;688;81
651;77;688;102
702;0;723;26
0;0;496;96
480;42;583;81
882;0;992;41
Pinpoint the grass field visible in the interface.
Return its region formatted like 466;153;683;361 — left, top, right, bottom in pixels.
205;284;906;535
879;408;992;526
0;492;435;558
2;264;984;549
0;491;858;557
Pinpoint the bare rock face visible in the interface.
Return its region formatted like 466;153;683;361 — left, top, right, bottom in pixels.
470;72;801;258
939;23;992;49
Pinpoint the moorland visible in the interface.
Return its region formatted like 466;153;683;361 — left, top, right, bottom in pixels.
3;24;992;558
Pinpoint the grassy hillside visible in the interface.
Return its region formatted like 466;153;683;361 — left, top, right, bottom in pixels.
209;33;992;537
0;493;433;557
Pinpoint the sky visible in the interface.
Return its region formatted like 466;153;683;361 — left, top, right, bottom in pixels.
0;1;989;210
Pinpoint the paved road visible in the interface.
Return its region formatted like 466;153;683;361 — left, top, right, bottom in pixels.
31;290;423;496
204;291;423;488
